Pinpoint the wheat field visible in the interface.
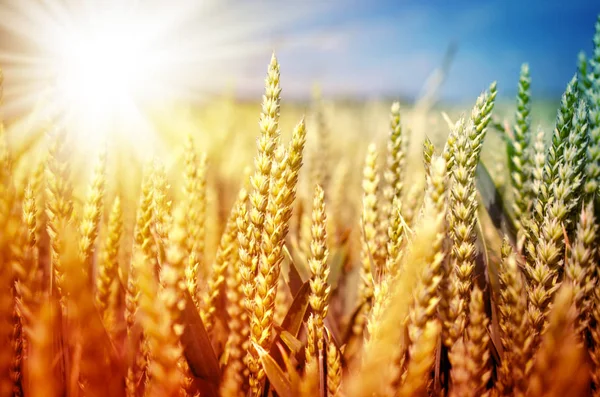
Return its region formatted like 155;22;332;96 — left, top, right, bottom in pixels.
0;9;599;397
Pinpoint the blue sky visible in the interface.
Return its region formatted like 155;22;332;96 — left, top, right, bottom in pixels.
0;0;598;106
247;0;600;101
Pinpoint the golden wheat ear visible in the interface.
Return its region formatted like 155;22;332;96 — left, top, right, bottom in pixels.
378;102;407;271
14;184;39;329
307;184;330;356
591;279;600;394
59;219;118;396
133;162;157;269
526;284;589;397
398;320;441;397
182;136;207;309
325;328;342;397
564;202;597;341
124;164;157;397
448;285;490;397
45;126;74;305
162;204;197;396
407;155;447;346
351;143;380;343
136;245;183;397
496;238;530;396
348;198;442;397
242;53;282;395
151;160;172;267
201;184;238;335
79;150;106;278
96;195;122;328
222;188;251;395
447;83;497;310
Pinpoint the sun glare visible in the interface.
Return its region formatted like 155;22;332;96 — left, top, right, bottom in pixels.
0;0;339;154
56;29;140;117
46;12;159;148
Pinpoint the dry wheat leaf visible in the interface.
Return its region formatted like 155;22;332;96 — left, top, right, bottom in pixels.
280;280;312;337
256;343;293;397
323;316;342;347
279;330;303;354
327;244;348;290
283;244;306;297
476;161;517;245
181;289;220;384
287;238;312;282
265;281;312;395
278;342;301;389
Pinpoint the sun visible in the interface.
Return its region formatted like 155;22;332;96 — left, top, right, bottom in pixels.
55;25;142;118
41;8;169;150
53;18;150;129
0;0;338;153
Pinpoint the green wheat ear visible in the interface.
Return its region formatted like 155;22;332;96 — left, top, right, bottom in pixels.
423;136;435;177
526;93;590;361
585;18;600;203
529;78;585;243
538;76;578;209
578;52;592;94
507;63;532;242
591;15;600;80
